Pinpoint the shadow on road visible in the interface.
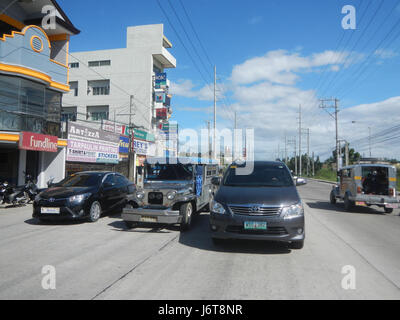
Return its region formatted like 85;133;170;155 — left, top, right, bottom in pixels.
108;220;176;234
24;218;84;226
307;201;386;215
178;213;291;255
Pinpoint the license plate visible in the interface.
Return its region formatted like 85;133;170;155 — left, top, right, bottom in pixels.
356;201;366;206
244;221;267;230
41;207;60;214
386;203;398;209
140;216;157;223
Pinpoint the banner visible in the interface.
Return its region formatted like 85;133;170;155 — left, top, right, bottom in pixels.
67;123;120;164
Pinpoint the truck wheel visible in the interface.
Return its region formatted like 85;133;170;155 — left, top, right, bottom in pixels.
344;194;354;212
384;208;393;214
180;202;193;232
330;191;337;204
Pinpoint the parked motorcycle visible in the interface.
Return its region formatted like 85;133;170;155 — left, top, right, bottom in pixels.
23;173;39;203
0;181;27;206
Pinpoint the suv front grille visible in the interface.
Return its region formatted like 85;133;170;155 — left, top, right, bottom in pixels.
226;225;288;235
148;192;163;205
229;205;281;216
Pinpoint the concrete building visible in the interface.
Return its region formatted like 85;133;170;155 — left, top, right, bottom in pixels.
62;24;176;177
63;24;175;135
0;0;79;187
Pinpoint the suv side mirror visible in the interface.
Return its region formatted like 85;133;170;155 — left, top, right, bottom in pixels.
211;176;221;186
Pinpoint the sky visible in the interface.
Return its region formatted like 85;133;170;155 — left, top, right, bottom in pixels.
59;0;400;161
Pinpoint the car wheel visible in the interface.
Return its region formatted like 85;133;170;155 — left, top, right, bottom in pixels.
290;240;304;249
344;194;354;212
88;201;102;222
384;208;393;214
180;202;193;232
330;191;337;204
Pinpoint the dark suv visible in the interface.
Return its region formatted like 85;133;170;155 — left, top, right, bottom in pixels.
209;161;305;249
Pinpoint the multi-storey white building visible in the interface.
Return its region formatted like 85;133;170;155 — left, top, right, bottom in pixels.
63;24;176;136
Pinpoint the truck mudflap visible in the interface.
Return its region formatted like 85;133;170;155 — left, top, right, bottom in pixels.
122;207;182;224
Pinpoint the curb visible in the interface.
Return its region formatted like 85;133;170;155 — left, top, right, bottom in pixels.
308;178;336;185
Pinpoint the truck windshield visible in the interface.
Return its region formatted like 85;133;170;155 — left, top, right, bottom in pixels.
223;164;294;187
145;164;193;181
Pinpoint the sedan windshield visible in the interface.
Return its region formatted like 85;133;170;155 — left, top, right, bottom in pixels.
223;164;294;187
57;173;103;187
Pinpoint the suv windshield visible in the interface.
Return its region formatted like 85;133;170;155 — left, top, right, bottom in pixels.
145;164;193;181
223;164;294;187
57;173;103;187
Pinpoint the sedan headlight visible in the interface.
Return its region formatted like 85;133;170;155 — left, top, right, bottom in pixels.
69;193;91;203
211;200;226;214
167;191;177;200
136;190;145;200
282;203;304;219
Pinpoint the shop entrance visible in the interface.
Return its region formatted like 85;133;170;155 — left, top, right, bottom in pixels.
0;147;18;185
26;151;39;183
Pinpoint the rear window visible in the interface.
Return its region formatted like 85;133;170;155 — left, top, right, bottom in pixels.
223;164;294;187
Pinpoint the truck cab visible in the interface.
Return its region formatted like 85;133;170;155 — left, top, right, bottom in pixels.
122;157;219;231
330;163;399;213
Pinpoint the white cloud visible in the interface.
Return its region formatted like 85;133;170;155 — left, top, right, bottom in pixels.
230;50;351;85
169;80;225;101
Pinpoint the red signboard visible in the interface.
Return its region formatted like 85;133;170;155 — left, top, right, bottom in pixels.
19;132;58;153
156;107;167;120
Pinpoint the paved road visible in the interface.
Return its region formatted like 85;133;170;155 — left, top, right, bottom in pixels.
0;180;399;300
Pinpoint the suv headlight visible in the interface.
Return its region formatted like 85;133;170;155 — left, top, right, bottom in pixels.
167;191;177;200
69;193;91;203
211;200;226;214
282;203;304;219
136;190;145;200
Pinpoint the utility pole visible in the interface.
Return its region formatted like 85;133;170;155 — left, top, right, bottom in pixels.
284;134;288;164
320;98;340;174
206;120;211;159
345;141;349;166
298;105;302;177
287;137;297;175
312;151;315;176
213;65;217;160
368;126;372;157
307;128;310;176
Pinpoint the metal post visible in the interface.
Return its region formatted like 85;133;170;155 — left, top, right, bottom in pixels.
213;65;217;160
298;104;302;177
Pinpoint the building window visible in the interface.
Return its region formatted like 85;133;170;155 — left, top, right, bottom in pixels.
0;75;61;136
61;106;77;122
69;62;79;68
87;105;109;121
88;60;111;67
69;81;78;96
87;80;110;96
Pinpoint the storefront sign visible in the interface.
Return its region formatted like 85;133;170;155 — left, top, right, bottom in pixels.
134;129;155;142
119;135;130;154
133;140;155;156
19;132;58;153
156;108;168;120
155;73;167;89
102;120;130;136
155;93;166;103
67;123;119;164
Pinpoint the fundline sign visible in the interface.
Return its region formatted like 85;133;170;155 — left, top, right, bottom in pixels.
19;132;58;153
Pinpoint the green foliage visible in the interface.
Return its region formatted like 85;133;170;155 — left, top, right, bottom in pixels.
313;168;337;182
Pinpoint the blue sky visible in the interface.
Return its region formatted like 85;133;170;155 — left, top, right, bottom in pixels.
59;0;400;160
